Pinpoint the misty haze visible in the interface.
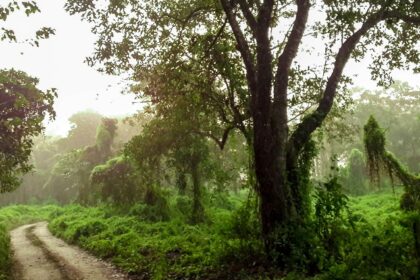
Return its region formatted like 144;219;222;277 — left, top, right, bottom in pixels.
1;1;419;279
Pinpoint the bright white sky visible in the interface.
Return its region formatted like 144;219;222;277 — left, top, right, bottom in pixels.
0;0;139;136
0;0;418;137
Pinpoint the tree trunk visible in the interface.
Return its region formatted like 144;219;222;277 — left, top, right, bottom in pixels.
253;128;298;249
254;124;314;256
176;170;187;195
190;155;204;224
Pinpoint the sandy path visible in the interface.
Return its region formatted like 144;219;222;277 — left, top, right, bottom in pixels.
10;222;130;280
10;224;64;280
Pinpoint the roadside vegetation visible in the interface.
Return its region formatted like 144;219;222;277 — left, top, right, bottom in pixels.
1;189;419;280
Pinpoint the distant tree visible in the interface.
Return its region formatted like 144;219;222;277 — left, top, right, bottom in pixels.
354;83;420;172
125;103;212;224
43;117;118;203
0;69;55;192
31;135;61;171
341;149;369;195
94;117;117;160
0;135;62;205
57;111;103;151
314;82;420;183
42;149;84;203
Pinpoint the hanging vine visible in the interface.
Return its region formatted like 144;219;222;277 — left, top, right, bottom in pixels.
363;116;420;259
364;116;420;210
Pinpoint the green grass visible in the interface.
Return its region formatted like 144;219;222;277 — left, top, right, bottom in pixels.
47;196;266;279
315;188;419;280
0;189;418;280
349;188;403;225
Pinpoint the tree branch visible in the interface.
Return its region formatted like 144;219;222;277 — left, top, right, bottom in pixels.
221;0;257;98
194;126;234;150
204;18;227;58
237;0;258;35
223;76;250;137
272;0;310;136
162;6;210;28
288;9;420;156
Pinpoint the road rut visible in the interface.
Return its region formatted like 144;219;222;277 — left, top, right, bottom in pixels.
10;222;130;280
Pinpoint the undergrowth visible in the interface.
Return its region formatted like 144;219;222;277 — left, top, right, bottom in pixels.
48;192;270;279
312;188;419;280
0;189;418;280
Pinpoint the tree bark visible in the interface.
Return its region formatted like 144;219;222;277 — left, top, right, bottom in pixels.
253;0;309;244
190;154;204;224
176;170;187;195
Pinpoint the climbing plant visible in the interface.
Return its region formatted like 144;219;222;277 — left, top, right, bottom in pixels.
363;116;420;259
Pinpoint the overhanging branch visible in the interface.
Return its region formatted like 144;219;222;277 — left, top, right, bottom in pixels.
272;0;310;137
220;0;257;98
288;9;420;156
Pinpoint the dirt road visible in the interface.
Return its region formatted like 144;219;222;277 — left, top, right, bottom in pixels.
10;222;130;280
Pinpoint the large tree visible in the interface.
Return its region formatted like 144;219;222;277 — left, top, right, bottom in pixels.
65;0;420;252
0;69;56;192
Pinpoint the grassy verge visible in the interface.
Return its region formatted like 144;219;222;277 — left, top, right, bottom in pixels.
48;194;268;279
0;189;418;280
48;190;419;280
0;205;61;280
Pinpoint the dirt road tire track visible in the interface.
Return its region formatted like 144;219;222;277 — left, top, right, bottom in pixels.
10;224;63;280
10;222;131;280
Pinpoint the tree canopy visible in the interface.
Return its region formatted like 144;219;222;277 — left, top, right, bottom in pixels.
0;69;56;192
57;111;103;152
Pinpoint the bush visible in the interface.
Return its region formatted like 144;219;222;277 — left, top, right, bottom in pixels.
129;202;170;222
90;156;140;205
173;195;192;217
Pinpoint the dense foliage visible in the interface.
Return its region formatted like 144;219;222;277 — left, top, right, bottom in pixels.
0;69;56;192
1;190;419;280
0;112;140;205
364;116;420;260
